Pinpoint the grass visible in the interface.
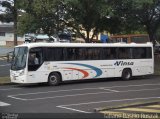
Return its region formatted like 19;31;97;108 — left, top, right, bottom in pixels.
0;77;10;85
0;45;14;48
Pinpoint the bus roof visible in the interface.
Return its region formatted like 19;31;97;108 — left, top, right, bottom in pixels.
16;42;153;48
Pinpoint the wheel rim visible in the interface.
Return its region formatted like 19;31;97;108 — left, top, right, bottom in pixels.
49;75;57;84
125;71;130;79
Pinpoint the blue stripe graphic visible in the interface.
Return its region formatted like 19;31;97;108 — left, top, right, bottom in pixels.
64;63;102;78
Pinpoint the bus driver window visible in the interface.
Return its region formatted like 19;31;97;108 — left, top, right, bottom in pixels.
29;53;39;65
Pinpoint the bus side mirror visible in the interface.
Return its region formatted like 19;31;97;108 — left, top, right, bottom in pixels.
7;51;13;63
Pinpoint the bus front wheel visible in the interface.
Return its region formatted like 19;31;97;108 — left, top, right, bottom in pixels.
122;69;132;80
48;73;61;86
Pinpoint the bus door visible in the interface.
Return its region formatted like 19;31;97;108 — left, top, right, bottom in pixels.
27;47;44;82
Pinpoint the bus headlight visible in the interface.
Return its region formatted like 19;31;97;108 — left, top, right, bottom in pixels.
19;70;24;76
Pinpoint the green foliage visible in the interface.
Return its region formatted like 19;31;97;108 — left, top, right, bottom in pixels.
17;0;111;42
64;0;110;42
0;13;13;22
109;0;160;43
1;0;160;43
0;0;14;22
17;0;59;36
17;13;38;35
17;0;71;36
0;0;21;45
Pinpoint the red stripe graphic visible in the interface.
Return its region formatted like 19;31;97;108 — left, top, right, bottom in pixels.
65;68;89;79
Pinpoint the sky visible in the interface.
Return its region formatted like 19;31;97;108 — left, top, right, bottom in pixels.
0;1;5;13
0;1;9;24
0;6;6;13
0;0;10;13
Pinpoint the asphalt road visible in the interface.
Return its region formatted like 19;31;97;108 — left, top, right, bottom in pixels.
0;60;10;77
0;47;13;56
0;76;160;114
0;47;13;77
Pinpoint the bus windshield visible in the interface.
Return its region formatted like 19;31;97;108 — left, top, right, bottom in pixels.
11;47;28;70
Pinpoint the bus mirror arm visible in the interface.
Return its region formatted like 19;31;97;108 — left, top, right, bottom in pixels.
7;51;13;63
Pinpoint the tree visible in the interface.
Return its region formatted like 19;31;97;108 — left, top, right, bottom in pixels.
136;0;160;44
4;0;115;43
0;0;19;46
16;0;111;42
109;0;160;44
156;25;160;42
17;0;63;36
64;0;110;43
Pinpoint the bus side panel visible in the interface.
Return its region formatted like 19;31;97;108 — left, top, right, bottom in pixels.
113;59;154;77
132;59;154;76
59;60;115;80
25;58;154;83
27;71;48;83
27;62;50;83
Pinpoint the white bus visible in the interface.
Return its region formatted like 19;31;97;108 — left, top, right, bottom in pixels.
9;42;154;86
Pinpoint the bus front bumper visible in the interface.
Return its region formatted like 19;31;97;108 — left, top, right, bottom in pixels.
10;70;27;84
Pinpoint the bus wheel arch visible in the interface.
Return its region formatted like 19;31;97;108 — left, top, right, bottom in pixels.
122;68;132;80
48;72;62;86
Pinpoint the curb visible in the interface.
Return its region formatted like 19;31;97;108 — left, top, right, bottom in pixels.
94;100;160;112
146;75;160;78
0;82;15;86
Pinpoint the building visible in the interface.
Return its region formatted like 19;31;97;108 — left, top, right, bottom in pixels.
0;23;24;46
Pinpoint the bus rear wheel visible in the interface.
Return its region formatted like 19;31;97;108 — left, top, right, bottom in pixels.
122;69;132;80
48;73;61;86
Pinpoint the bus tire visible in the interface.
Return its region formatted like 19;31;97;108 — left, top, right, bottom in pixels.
48;73;61;86
122;69;132;80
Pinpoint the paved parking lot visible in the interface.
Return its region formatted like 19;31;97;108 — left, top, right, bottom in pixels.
0;76;160;114
0;77;160;113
